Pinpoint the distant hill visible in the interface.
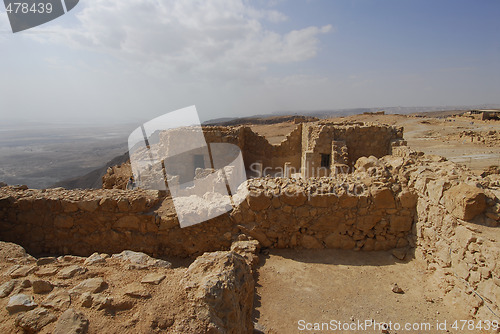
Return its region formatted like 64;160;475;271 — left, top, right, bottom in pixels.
204;115;318;126
51;152;129;189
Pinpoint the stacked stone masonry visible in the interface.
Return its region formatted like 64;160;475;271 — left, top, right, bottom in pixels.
1;151;499;322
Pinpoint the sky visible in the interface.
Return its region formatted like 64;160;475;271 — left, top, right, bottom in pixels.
0;0;499;124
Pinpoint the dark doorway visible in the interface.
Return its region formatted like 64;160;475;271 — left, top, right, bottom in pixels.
320;154;331;168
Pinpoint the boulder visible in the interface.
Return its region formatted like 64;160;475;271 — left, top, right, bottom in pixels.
182;251;254;334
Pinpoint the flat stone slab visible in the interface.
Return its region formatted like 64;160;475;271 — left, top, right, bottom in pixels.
36;257;56;266
35;267;58;277
32;280;53;294
41;290;71;310
0;280;17;298
15;307;57;332
141;273;165;285
6;294;37;314
124;283;151;299
58;265;87;279
70;278;107;294
10;265;37;278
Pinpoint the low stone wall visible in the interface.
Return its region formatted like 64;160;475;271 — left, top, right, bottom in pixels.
232;178;415;251
0;177;416;258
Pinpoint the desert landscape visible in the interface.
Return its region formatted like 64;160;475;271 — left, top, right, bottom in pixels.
0;110;499;333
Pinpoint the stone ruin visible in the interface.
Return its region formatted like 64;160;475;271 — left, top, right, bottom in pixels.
0;121;499;333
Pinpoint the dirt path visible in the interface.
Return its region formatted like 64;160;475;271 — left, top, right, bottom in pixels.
254;249;477;334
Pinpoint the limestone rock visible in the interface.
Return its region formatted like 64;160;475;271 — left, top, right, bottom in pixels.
70;278;107;295
41;290;71;310
391;248;408;261
80;292;93;308
53;308;89;334
35;267;58;277
112;250;172;269
443;184;487;220
0;280;17;298
36;257;56;266
32;280;53;294
355;156;384;171
230;240;261;269
83;252;106;266
58;265;87;279
124;283;151;299
6;294;37;314
371;187;396;209
141;273;166;285
0;241;30;261
182;251;254;334
15;307;57;332
10;265;37;278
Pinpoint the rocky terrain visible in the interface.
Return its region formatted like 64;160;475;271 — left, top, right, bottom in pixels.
0;240;258;333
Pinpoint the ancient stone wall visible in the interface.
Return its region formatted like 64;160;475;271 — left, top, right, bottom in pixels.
402;159;500;321
2;152;499;322
0;174;416;259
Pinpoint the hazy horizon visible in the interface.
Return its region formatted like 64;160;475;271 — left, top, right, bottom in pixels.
1;0;499;124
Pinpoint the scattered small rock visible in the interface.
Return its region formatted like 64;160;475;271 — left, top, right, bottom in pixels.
70;277;107;294
80;292;93;308
0;280;18;298
112;250;172;269
35;267;58;277
10;265;37;278
20;279;31;288
42;290;71;310
391;248;407;260
93;295;113;310
6;294;37;314
141;273;166;285
36;257;56;266
84;252;106;266
15;307;57;332
53;308;89;334
32;280;53;294
391;283;404;294
124;283;151;299
58;265;87;279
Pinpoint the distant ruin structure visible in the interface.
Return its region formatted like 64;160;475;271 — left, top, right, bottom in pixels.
153;121;407;183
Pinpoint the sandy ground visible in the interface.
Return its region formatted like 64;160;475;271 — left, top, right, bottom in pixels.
253;250;495;334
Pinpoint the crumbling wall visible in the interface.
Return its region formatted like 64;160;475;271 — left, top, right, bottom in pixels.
0;174;415;258
392;154;500;321
241;125;302;175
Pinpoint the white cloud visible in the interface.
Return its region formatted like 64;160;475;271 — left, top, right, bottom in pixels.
30;0;331;80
